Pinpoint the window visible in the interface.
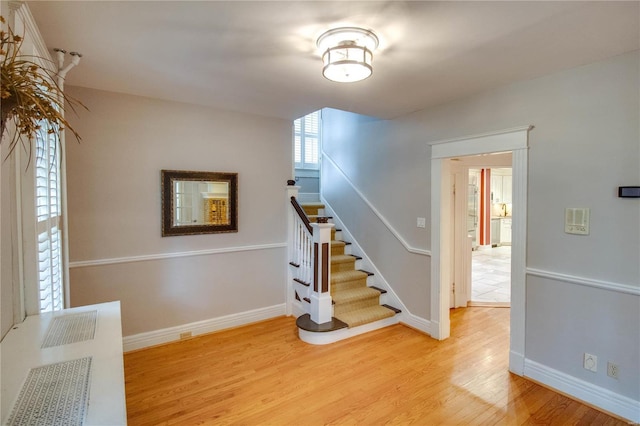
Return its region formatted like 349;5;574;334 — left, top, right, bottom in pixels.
294;110;320;170
35;125;64;313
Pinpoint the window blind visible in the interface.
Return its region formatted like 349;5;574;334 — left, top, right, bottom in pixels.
294;110;320;170
35;127;63;313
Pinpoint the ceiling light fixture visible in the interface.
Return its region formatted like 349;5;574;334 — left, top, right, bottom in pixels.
316;27;379;83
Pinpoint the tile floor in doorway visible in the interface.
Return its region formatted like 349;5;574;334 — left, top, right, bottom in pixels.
471;245;511;304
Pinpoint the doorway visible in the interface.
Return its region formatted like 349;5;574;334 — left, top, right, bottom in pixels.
449;158;513;308
429;126;531;375
470;166;512;307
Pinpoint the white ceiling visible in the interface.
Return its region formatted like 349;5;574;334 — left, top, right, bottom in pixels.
27;1;639;121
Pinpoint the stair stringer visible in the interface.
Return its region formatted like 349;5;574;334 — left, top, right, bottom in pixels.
320;199;409;323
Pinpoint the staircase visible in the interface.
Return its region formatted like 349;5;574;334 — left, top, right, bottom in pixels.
295;202;401;338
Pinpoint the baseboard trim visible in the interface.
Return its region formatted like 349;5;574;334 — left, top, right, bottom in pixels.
526;268;639;296
524;359;640;423
123;304;287;352
400;313;433;336
509;350;525;376
70;242;287;268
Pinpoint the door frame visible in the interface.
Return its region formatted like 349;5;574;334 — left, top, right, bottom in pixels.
429;126;531;375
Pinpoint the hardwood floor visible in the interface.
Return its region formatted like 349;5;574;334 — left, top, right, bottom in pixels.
124;308;629;425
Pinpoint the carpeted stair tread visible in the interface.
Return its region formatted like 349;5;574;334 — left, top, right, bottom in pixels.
332;254;356;263
301;203;325;216
335;305;397;328
331;286;382;304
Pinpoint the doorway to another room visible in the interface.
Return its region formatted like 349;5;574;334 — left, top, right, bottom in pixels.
468;167;512;307
430;125;530;375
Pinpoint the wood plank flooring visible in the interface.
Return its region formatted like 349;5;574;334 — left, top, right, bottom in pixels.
124;308;630;425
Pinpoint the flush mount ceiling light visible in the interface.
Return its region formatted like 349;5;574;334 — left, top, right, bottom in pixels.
316;27;379;83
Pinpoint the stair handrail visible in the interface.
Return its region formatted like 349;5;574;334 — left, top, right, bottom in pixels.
288;194;334;324
290;196;313;234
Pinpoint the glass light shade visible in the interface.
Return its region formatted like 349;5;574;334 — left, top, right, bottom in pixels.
321;44;373;83
317;27;378;83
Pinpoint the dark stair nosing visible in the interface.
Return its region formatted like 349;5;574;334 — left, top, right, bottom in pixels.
382;304;402;314
289;262;300;268
344;241;352;246
370;286;387;294
359;269;374;276
296;314;348;333
293;278;310;287
351;255;362;260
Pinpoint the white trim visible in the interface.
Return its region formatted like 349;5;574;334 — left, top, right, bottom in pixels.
430;126;530;376
123;304;287;352
429;125;532;146
12;3;52;64
524;359;640;424
431;126;531;159
400;313;433;336
527;268;640;296
322;152;431;257
69;242;287;268
298;315;399;345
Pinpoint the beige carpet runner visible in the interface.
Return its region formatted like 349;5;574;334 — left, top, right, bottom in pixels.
302;203;396;327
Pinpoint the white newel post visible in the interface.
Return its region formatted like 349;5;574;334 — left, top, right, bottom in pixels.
286;185;300;316
310;222;334;324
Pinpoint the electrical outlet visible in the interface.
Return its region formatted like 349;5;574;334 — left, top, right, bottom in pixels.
180;331;192;339
607;362;619;379
583;353;597;372
417;217;426;228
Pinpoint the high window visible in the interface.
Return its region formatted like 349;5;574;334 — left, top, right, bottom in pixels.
35;125;64;313
294;110;320;170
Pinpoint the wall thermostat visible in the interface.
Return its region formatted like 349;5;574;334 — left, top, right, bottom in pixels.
618;186;640;198
565;208;590;235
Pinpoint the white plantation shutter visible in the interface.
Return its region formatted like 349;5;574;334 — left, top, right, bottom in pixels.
35;127;64;313
294;110;320;169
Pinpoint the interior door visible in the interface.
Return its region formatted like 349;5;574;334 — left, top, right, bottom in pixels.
451;166;471;308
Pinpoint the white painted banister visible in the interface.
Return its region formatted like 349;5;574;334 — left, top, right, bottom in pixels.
286;186;334;324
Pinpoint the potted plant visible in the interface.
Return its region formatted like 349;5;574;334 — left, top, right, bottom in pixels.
1;15;84;160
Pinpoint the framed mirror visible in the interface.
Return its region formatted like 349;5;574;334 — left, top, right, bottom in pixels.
161;170;238;236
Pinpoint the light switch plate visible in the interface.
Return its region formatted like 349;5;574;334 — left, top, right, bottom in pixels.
565;208;590;235
417;217;426;228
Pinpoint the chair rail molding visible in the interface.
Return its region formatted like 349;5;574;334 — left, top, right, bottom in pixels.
69;242;287;268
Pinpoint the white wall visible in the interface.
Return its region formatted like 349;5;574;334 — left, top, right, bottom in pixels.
321;51;639;409
65;86;292;337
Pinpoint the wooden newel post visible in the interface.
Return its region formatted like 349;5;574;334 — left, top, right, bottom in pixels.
310;222;334;324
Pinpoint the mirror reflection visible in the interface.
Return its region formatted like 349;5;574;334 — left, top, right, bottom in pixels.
162;170;238;236
173;180;230;226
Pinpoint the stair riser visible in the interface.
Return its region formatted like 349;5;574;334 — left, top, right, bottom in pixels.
331;245;345;256
331;260;356;273
331;279;368;292
334;296;381;316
